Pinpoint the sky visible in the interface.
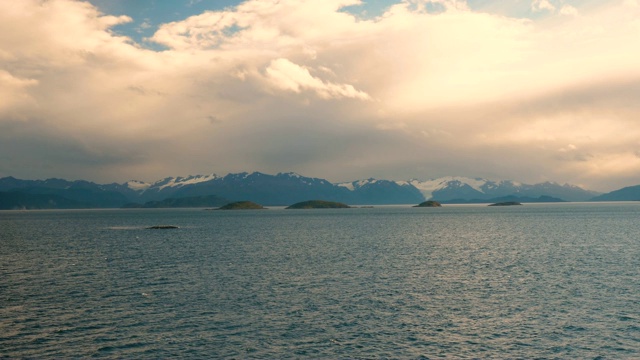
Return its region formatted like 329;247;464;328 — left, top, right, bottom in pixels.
1;0;639;191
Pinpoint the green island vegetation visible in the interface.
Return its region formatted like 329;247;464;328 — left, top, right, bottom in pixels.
488;201;522;206
216;201;266;210
286;200;350;209
414;200;442;207
146;225;179;229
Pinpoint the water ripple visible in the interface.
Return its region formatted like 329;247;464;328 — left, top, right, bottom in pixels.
1;205;638;358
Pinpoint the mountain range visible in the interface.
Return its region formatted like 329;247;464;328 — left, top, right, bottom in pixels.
0;171;632;210
402;177;600;202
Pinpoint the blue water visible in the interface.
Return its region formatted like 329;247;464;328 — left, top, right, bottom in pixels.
1;203;638;358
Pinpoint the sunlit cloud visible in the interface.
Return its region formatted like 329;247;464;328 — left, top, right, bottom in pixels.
0;0;639;192
264;58;371;100
559;5;579;16
532;0;556;12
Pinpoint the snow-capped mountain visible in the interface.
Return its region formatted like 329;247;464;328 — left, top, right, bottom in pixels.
160;172;419;205
406;177;599;202
0;172;605;209
126;174;219;192
122;172;424;205
403;177;494;198
337;178;424;204
123;174;220;202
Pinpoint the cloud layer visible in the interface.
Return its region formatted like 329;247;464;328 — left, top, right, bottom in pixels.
1;0;639;191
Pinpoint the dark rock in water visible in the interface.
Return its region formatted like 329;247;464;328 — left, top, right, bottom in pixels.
147;225;179;229
488;201;522;206
286;200;350;209
216;201;266;210
414;200;442;207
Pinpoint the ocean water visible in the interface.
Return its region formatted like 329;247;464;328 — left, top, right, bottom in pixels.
0;203;638;359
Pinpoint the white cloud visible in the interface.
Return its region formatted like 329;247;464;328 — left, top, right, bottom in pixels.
559;5;579;16
151;0;365;51
558;144;578;152
376;122;407;130
264;58;370;100
532;0;556;12
1;0;640;191
0;70;38;116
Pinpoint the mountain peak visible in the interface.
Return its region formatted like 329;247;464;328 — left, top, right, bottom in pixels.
142;174;219;191
407;176;598;202
277;172;303;178
336;178;380;191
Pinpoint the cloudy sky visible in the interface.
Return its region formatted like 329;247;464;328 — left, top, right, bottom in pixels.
1;0;639;191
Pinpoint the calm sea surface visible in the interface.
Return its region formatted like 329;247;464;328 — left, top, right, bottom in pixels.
1;203;638;359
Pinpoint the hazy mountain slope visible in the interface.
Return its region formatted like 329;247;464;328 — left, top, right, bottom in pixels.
590;185;640;201
0;191;89;210
337;178;425;204
123;195;230;208
0;178;130;208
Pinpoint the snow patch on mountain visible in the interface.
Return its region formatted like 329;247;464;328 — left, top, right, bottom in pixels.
278;172;310;185
125;180;151;191
338;182;355;191
407;176;490;198
278;172;302;178
144;174;219;191
337;178;379;191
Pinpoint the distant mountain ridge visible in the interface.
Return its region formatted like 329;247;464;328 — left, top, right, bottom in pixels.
404;176;599;202
123;195;230;209
0;177;130;208
0;191;89;210
590;185;640;201
0;172;612;209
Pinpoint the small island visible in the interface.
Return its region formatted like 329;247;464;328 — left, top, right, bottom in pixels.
414;200;442;207
488;201;522;206
147;225;179;229
286;200;350;209
216;201;266;210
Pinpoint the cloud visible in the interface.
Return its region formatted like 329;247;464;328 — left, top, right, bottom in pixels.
150;0;365;51
532;0;555;12
0;70;38;117
264;58;370;100
1;0;640;191
559;5;579;16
